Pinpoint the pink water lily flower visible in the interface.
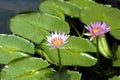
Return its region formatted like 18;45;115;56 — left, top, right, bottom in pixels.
84;21;110;40
46;32;69;48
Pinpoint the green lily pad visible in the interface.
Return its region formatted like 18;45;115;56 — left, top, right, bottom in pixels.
109;76;120;80
50;70;81;80
39;0;81;20
0;57;51;80
70;0;120;40
0;34;34;64
10;13;70;43
40;36;97;66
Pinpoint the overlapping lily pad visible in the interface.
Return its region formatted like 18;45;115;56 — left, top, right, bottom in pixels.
0;34;34;64
0;57;51;80
10;13;70;43
39;0;81;20
40;36;97;66
50;70;81;80
69;0;120;40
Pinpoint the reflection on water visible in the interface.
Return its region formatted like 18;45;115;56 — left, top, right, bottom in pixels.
0;0;40;34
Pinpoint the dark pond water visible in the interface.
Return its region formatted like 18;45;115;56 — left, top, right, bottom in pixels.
0;0;41;34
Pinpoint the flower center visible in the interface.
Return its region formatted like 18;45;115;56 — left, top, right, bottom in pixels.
92;27;102;34
51;37;63;47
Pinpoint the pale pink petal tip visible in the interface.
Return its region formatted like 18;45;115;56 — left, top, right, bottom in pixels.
84;21;110;40
46;32;69;48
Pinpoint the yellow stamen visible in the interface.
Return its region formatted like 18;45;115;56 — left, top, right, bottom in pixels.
52;38;63;47
93;27;102;34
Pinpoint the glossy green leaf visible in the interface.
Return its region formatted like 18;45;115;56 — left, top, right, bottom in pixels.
39;0;81;20
0;34;34;64
70;0;120;40
69;0;94;9
40;36;97;66
0;57;51;80
61;36;96;52
50;70;81;80
109;76;120;80
10;13;70;43
113;46;120;67
0;49;27;64
110;29;120;41
98;36;112;58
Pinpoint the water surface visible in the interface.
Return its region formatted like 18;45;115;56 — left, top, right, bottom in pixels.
0;0;40;34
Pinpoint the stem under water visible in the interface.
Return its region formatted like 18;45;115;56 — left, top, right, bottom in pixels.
81;27;85;37
96;37;100;67
71;23;81;37
57;48;62;70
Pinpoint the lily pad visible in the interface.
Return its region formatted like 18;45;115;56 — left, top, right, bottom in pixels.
39;0;81;20
0;57;51;80
0;34;34;64
40;36;97;66
70;0;120;40
10;13;70;43
50;70;81;80
109;76;120;80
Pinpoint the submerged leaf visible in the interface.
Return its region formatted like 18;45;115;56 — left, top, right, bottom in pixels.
113;46;120;67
